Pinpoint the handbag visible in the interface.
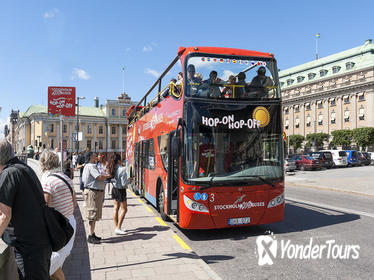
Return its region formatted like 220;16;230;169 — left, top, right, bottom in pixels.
16;163;74;252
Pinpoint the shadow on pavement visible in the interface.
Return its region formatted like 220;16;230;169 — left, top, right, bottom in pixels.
101;233;157;243
165;252;234;264
62;204;91;279
179;202;360;242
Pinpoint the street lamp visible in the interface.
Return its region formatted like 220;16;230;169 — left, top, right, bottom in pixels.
76;96;86;154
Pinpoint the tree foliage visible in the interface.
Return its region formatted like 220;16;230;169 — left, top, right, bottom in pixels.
289;134;305;150
331;130;352;147
352;127;374;150
305;133;329;148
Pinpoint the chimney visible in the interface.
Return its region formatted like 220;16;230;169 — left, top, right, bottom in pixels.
94;97;99;108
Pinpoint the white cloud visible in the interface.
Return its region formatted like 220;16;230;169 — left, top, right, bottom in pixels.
221;70;235;81
144;68;160;78
72;68;91;80
44;8;59;19
143;46;153;52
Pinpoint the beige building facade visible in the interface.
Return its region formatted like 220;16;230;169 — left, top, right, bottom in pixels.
9;93;136;155
279;40;374;143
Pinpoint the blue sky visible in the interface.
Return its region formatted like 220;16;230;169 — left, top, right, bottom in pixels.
1;0;373;137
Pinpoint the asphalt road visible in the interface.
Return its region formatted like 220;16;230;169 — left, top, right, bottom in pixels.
165;167;374;280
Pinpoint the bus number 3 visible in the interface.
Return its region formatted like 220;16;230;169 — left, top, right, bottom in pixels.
210;193;215;202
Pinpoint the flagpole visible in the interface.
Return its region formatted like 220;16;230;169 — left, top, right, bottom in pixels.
315;33;320;60
122;66;125;93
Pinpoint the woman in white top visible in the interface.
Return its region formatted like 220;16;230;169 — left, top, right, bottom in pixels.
40;150;77;280
107;153;130;235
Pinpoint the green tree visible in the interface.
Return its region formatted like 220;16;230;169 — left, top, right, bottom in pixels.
305;133;330;148
331;130;352;148
289;134;304;151
352;127;374;150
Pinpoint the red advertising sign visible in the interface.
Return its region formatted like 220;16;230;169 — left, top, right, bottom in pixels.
48;87;76;116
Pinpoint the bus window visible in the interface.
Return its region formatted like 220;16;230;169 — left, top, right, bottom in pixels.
148;138;155;170
157;134;168;172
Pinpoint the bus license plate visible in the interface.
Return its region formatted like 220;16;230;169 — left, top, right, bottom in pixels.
228;217;250;225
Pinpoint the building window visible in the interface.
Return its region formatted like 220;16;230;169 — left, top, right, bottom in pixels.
285;119;289;129
98;139;103;150
87;139;92;149
294;105;300;113
305;103;311;111
344;110;350;122
358;92;365;101
359;107;365;120
297;76;305;83
318;113;323;125
122;109;126;117
320;69;328;77
99;126;103;134
286;79;294;86
49;124;54;133
111;108;116;116
51;139;54;149
308;73;316;80
63;124;67;133
343;95;350;103
111;126;116;135
346;62;355;70
306;115;311;127
111;140;116;150
284;107;289;114
317;101;323;109
330;98;336;106
331;111;336;124
280;82;285;87
87;124;92;134
332;66;341;74
122;140;126;151
295;118;300;128
63;139;67;149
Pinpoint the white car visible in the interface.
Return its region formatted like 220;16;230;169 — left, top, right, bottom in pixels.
320;150;348;167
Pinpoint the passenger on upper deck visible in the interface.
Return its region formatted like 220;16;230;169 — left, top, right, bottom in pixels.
201;71;223;98
187;64;202;96
249;66;274;98
235;72;247;98
222;75;236;98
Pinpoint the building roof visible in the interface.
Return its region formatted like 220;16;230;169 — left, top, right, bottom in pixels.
279;40;374;89
21;105;106;118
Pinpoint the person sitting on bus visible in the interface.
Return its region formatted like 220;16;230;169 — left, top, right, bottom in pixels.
161;78;177;98
200;71;223;98
222;75;236;98
235;72;247;98
249;66;273;98
187;64;201;95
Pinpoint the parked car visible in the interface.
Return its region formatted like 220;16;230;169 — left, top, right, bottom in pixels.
320;150;348;167
305;151;334;168
360;152;371;166
290;155;322;171
284;158;296;172
345;150;359;167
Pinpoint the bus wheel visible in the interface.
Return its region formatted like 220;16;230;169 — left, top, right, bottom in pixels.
158;188;169;221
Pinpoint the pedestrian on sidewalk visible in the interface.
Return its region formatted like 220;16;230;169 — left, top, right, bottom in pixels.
82;152;111;244
39;150;77;280
0;139;52;280
76;151;86;192
107;153;130;235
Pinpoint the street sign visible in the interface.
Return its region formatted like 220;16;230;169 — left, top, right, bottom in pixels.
72;132;83;142
48;86;76;116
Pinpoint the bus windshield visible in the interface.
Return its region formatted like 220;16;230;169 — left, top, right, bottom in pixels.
185;54;279;100
182;101;283;186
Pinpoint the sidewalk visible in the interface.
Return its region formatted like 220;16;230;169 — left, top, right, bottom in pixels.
63;172;222;280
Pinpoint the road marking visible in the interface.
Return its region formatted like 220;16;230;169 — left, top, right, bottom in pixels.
173;234;192;250
137;198;144;204
155;217;167;226
145;206;153;213
287;197;374;218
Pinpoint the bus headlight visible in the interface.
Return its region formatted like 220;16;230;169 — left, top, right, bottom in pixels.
184;195;209;213
267;193;284;208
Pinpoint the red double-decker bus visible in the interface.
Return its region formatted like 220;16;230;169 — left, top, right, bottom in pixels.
126;46;284;229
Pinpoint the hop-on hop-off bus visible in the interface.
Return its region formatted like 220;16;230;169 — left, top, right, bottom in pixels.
126;46;284;229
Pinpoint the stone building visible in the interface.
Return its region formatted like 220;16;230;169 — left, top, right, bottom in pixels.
279;40;374;146
9;93;136;155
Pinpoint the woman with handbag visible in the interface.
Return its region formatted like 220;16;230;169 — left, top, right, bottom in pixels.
106;153;130;235
40;151;77;280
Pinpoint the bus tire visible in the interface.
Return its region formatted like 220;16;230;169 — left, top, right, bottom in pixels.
158;187;169;221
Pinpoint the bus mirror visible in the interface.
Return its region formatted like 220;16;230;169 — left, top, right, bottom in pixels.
171;135;181;158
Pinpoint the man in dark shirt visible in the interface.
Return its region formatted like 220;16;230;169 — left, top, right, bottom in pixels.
0;139;52;279
76;151;86;191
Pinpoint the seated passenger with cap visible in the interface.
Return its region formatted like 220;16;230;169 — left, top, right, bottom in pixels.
249;66;273;98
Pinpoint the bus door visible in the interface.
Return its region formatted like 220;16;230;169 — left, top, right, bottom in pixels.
167;130;180;220
134;142;140;194
139;141;147;197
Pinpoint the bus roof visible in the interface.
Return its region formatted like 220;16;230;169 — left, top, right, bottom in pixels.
178;46;275;59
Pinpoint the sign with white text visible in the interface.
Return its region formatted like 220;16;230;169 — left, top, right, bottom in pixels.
48;86;76;116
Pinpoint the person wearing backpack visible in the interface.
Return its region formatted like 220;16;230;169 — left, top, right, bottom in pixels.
40;150;77;280
0;139;53;280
